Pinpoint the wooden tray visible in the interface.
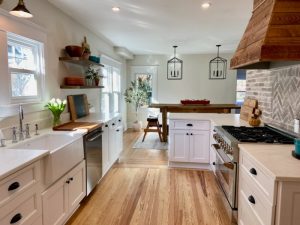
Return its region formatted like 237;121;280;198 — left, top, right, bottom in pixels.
53;122;101;132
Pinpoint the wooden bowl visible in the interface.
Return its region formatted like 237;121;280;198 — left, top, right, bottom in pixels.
65;45;83;57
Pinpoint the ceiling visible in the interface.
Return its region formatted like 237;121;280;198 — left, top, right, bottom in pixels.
49;0;253;55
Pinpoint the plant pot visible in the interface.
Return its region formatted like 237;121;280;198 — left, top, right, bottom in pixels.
94;78;99;86
132;121;142;131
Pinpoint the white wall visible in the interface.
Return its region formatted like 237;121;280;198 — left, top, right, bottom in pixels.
126;53;237;127
0;0;127;133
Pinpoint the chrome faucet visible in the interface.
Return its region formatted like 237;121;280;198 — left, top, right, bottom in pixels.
19;105;24;141
12;127;18;143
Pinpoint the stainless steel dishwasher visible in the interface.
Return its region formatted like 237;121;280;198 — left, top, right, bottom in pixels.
84;127;103;195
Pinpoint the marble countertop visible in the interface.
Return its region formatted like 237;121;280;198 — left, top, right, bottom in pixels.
169;113;252;127
239;144;300;182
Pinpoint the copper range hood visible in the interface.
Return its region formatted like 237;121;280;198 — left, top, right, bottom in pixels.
231;0;300;69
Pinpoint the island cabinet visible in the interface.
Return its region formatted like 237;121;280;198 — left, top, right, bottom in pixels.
238;149;300;225
168;119;210;168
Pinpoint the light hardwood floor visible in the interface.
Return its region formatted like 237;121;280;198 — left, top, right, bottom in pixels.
66;130;231;225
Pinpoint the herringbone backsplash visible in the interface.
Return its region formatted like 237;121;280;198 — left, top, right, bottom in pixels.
246;65;300;131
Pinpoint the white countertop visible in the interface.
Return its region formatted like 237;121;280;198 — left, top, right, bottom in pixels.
169;113;251;126
170;113;300;182
0;112;119;180
0;128;86;180
239;144;300;182
76;112;121;123
0;149;49;180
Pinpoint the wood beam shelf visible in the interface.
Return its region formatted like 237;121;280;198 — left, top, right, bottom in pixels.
59;57;104;67
60;85;104;89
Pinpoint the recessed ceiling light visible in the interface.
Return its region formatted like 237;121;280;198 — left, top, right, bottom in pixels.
201;2;211;9
112;6;120;12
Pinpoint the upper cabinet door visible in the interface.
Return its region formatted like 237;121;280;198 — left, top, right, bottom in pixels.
189;130;210;163
169;130;190;162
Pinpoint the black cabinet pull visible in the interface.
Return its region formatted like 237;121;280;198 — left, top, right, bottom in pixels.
212;162;216;165
105;124;108;127
69;177;73;181
186;123;193;127
186;133;189;135
190;133;193;136
8;182;20;191
248;195;255;204
116;129;120;132
250;168;257;176
112;123;115;126
118;119;121;122
66;180;70;184
10;213;22;224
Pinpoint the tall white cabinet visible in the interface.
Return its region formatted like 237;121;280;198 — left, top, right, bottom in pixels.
169;119;210;168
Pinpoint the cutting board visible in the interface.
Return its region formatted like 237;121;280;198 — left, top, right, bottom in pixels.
53;122;101;132
240;105;255;121
67;94;89;121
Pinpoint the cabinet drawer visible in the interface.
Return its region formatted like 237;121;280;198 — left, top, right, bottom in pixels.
239;190;263;225
0;161;41;208
169;120;210;130
0;187;41;225
240;150;275;204
239;168;274;225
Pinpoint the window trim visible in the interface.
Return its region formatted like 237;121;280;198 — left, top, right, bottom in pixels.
7;32;45;104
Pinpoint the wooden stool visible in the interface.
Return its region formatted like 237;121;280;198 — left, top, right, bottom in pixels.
142;117;162;142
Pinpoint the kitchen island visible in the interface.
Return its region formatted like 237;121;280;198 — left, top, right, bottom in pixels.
150;103;241;141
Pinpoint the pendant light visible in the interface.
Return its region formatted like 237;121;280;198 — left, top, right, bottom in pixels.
10;0;33;18
209;45;227;79
167;46;183;80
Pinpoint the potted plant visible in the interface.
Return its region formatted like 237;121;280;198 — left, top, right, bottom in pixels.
85;66;100;86
45;98;67;127
124;76;151;131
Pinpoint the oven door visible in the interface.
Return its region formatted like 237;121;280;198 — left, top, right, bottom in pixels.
212;144;237;209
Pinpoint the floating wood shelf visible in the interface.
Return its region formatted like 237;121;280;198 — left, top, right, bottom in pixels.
60;85;104;89
59;57;104;67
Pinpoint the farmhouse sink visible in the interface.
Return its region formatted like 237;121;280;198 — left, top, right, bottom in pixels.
9;133;84;185
12;133;79;152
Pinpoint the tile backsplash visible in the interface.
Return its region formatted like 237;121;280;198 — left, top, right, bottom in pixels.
246;64;300;131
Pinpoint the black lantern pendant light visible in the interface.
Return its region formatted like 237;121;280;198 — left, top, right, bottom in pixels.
209;45;227;79
10;0;33;18
167;46;183;80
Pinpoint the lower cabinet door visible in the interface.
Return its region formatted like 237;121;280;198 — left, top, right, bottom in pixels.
68;161;86;213
42;177;68;225
189;130;210;163
102;125;110;175
169;130;190;162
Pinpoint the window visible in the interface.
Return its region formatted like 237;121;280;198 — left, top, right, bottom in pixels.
7;32;44;103
101;61;121;114
135;73;153;105
236;70;246;105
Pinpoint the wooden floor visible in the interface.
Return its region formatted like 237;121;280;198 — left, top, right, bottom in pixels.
66;130;231;225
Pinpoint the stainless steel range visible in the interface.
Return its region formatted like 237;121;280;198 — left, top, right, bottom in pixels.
212;124;295;217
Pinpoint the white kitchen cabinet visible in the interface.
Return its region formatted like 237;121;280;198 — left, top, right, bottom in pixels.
238;149;300;225
102;123;110;176
0;161;42;225
209;126;217;173
169;130;190;162
42;160;86;225
169;119;210;167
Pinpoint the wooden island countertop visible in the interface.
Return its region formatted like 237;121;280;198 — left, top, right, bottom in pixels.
149;103;241;142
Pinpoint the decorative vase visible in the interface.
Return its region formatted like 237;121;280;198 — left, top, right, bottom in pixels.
52;114;62;127
132;121;142;131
